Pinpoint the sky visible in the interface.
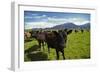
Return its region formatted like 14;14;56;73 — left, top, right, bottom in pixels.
24;11;90;29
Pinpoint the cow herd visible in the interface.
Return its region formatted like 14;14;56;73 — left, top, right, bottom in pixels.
24;29;89;60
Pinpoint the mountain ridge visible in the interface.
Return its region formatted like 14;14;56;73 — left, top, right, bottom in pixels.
32;22;90;30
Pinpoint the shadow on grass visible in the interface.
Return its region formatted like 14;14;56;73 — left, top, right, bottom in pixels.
24;39;33;43
81;55;90;59
24;44;48;61
25;45;40;54
27;52;48;61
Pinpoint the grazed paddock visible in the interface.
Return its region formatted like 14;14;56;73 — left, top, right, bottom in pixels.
24;30;90;61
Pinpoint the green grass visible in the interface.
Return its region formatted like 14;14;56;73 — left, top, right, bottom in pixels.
65;31;90;59
24;30;90;61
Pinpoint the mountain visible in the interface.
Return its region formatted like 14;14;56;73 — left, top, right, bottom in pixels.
52;22;90;30
52;23;77;29
31;22;90;30
79;23;90;29
52;22;78;29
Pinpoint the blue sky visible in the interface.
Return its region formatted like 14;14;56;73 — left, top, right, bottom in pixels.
24;11;90;29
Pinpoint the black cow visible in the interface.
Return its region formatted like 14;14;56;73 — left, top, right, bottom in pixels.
75;30;78;33
81;29;84;33
45;30;72;60
32;31;46;51
45;31;65;60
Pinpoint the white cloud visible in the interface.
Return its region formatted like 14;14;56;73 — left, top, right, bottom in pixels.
47;17;90;25
42;15;47;17
25;17;90;29
47;17;67;24
33;14;47;19
25;22;56;29
32;14;38;16
66;18;90;25
24;16;34;19
25;14;47;19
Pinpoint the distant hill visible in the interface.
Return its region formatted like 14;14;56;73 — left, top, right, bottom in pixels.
79;23;90;29
52;22;90;30
31;22;90;31
52;23;78;29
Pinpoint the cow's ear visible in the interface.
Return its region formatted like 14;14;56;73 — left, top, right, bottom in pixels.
67;30;72;35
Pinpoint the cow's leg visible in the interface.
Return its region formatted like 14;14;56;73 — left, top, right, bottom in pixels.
56;49;59;60
61;49;65;60
38;41;41;51
48;45;50;54
42;41;45;51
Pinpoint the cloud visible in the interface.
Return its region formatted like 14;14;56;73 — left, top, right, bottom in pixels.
47;17;67;23
47;17;89;25
34;14;47;18
66;18;90;25
25;22;56;29
25;17;90;29
25;17;68;29
24;14;47;21
31;14;38;16
24;16;34;19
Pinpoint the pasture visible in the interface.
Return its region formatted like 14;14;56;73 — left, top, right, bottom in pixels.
24;30;90;61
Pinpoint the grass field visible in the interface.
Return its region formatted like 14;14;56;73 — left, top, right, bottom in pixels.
24;30;90;62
